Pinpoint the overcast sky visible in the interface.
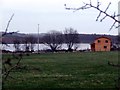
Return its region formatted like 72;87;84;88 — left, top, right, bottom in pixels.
0;0;119;35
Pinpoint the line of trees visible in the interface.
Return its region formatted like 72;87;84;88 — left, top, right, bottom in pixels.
12;35;37;52
12;27;80;52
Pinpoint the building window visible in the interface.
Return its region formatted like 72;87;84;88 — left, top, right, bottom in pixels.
105;40;108;43
98;40;100;43
104;46;107;49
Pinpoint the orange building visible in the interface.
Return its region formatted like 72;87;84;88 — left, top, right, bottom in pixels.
91;36;111;51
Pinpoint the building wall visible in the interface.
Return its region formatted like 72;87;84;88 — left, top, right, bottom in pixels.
94;37;111;51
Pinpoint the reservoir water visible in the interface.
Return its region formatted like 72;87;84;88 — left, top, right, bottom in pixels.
1;43;91;52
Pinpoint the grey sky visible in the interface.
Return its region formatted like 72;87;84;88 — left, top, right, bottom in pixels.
0;0;119;35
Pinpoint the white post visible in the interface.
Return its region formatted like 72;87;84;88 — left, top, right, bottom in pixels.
38;24;39;53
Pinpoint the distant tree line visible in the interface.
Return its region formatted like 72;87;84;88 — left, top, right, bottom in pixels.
3;27;119;53
12;27;80;52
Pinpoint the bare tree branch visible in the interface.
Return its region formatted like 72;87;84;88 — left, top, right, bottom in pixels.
2;14;14;37
96;12;102;21
96;0;101;8
100;15;107;22
65;0;120;30
2;53;23;83
109;21;116;31
116;24;120;29
104;2;111;12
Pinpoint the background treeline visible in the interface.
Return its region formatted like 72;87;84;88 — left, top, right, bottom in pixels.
1;28;119;52
1;32;118;44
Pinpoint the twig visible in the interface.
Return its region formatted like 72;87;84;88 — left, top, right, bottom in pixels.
2;14;14;37
2;54;22;83
65;0;120;30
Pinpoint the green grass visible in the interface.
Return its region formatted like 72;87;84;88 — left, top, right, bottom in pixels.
2;51;119;89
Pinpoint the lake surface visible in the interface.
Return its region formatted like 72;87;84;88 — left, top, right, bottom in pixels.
1;43;91;51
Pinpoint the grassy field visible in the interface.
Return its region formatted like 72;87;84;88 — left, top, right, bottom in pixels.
2;51;119;89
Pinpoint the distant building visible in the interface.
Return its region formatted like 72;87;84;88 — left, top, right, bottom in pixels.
91;36;111;51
